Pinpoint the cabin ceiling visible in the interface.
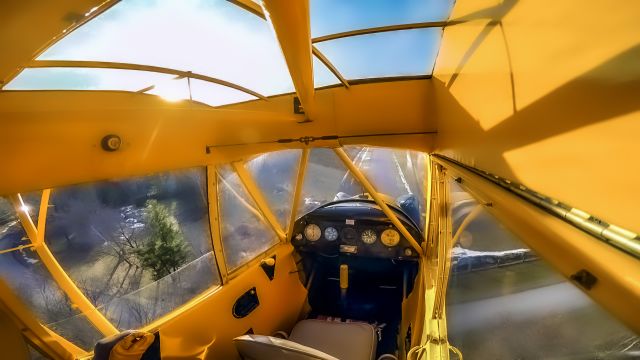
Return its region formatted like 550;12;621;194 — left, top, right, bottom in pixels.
1;0;640;236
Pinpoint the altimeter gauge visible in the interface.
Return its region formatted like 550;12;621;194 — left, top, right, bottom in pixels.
324;227;339;241
381;229;401;247
361;229;377;244
304;224;322;241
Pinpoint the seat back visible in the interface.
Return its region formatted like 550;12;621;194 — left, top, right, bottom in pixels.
233;334;338;360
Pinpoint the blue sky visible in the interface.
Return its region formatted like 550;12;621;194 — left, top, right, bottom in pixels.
6;0;453;105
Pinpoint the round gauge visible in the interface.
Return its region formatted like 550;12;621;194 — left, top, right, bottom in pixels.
304;224;321;242
324;227;339;241
361;229;377;244
341;227;357;243
381;229;401;247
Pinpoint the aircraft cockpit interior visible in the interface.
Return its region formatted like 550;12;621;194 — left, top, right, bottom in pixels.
1;0;639;359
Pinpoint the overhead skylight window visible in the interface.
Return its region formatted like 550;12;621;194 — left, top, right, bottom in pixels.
310;0;454;37
37;0;295;97
313;56;341;88
4;68;174;92
5;67;254;106
188;79;257;106
314;28;442;80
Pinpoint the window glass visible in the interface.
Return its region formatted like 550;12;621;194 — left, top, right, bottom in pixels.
297;148;363;216
345;146;427;229
37;0;295;96
0;197;20;252
4;68;175;92
5;68;255;107
0;198;102;350
246;150;301;230
100;252;218;329
189;79;257;107
314;28;442;79
145;76;191;103
311;0;454;37
44;168;219;330
446;183;640;358
313;56;340;88
218;165;279;270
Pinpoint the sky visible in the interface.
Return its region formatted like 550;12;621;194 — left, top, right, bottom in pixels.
5;0;453;106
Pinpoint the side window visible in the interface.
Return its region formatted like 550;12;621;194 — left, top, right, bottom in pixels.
218;165;279;271
0;197;103;350
246;149;301;231
44;168;220;330
446;182;639;358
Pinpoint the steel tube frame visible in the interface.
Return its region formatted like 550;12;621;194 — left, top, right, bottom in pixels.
311;21;462;43
432;155;640;333
9;194;119;337
227;0;351;89
0;280;85;359
333;147;424;256
311;46;350;88
286;148;310;241
262;0;317;120
207;166;229;284
231;161;287;241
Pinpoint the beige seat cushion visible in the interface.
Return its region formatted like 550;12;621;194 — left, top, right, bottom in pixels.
289;319;377;360
234;334;338;360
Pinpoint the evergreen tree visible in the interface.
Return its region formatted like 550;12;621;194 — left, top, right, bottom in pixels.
135;200;190;281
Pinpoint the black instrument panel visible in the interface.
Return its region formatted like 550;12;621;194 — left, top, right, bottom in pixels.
290;200;422;259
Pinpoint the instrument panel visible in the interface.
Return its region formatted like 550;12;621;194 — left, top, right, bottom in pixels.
291;200;422;259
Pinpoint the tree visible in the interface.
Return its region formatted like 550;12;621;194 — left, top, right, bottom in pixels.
135;200;190;281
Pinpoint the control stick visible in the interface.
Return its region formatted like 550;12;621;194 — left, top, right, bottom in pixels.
339;264;348;319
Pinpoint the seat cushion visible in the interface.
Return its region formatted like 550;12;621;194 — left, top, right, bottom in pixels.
234;334;338;360
289;320;377;360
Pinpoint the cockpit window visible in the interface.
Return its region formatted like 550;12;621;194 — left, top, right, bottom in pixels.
344;146;427;228
446;182;640;358
246;150;301;231
16;168;220;331
296;148;364;216
0;199;103;350
0;168;220;334
217;165;279;271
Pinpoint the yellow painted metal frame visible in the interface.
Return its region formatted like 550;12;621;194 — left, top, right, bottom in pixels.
311;46;350;88
207;166;229;284
227;0;265;20
231;161;286;241
333;147;424;256
0;244;35;255
8;193;119;337
228;0;349;90
311;21;455;43
432;156;640;334
286;148;310;241
262;0;317;120
407;160;452;360
0;278;86;360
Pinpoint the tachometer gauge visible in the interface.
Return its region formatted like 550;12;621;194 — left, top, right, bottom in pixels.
324;227;338;241
304;224;322;242
381;229;401;247
361;229;377;244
